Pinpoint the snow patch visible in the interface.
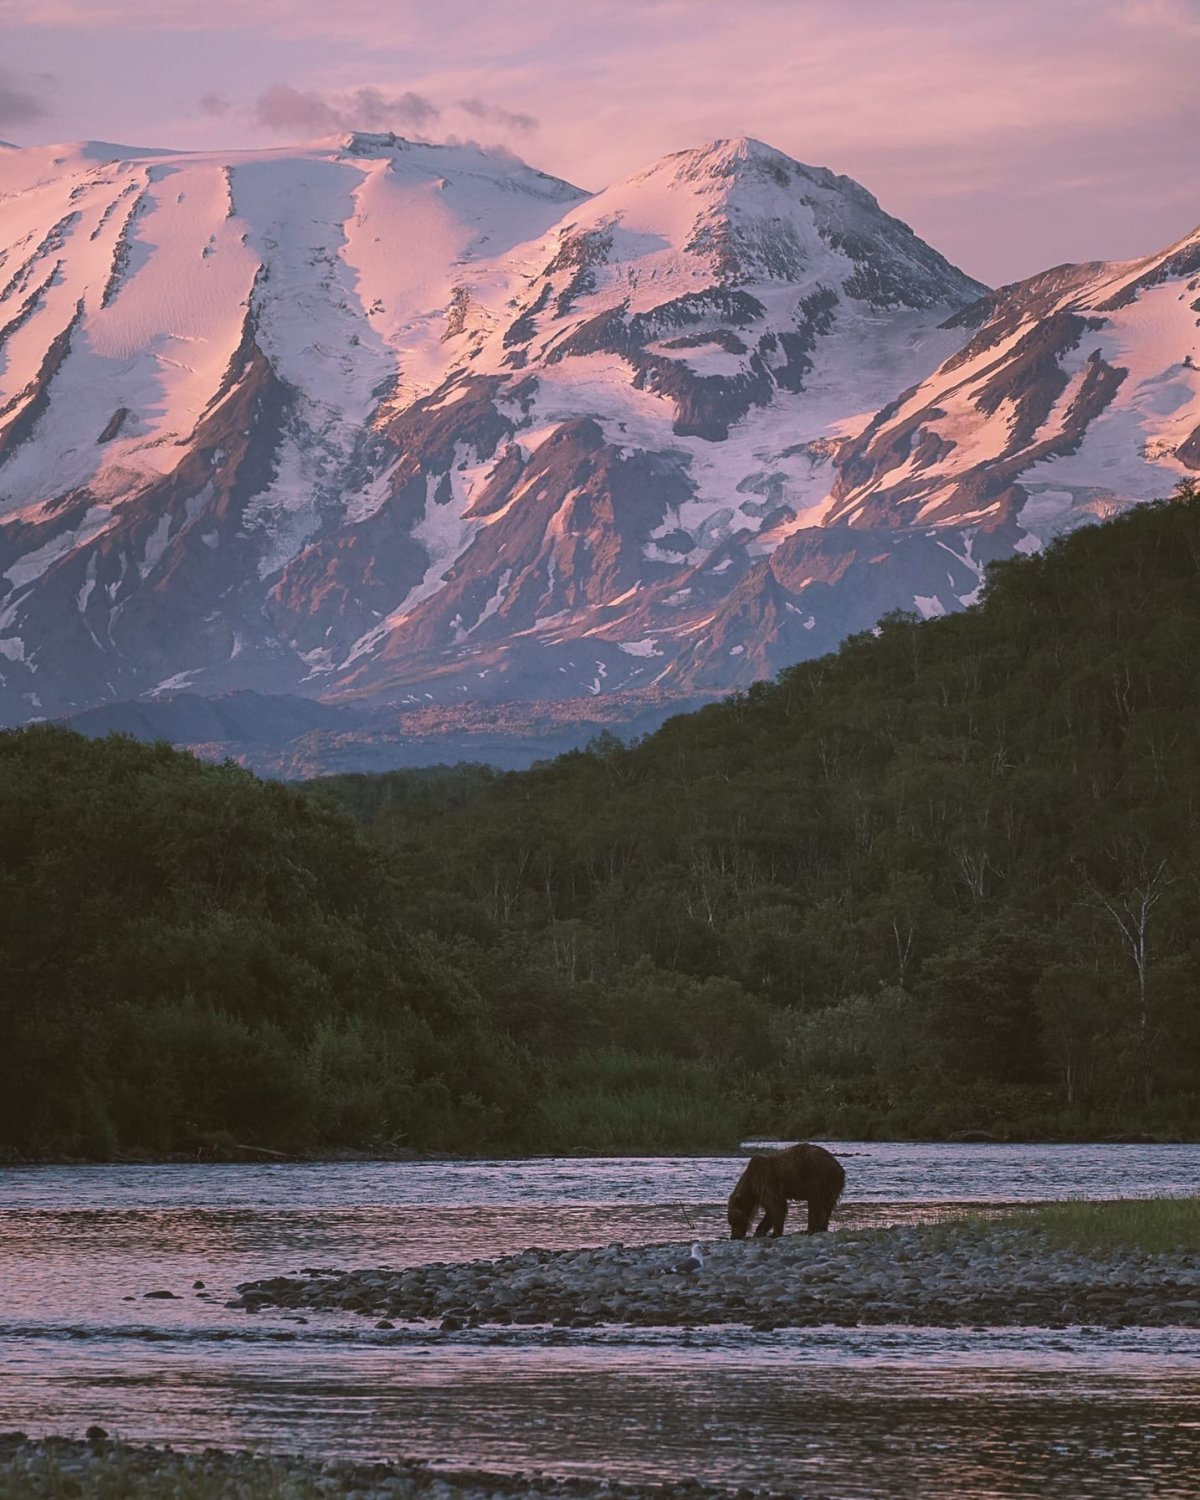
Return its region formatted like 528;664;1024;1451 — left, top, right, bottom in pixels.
3;505;112;588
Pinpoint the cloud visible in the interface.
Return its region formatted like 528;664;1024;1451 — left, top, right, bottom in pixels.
4;0;1198;283
218;82;531;147
0;68;50;127
1117;0;1200;35
348;86;439;130
457;96;537;134
252;84;342;135
251;82;439;136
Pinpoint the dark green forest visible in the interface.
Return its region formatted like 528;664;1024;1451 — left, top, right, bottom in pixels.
4;489;1200;1157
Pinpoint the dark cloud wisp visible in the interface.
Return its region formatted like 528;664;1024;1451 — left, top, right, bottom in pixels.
202;82;539;145
457;95;537;133
0;68;51;128
250;83;439;136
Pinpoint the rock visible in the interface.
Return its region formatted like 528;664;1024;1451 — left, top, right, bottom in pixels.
142;1290;178;1300
225;1223;1200;1336
0;1435;757;1500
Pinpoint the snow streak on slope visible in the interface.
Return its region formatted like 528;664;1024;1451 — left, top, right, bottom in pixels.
285;137;987;707
0;133;584;718
0;131;1196;745
828;229;1200;555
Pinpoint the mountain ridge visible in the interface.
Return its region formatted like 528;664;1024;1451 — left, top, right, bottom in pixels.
1;132;1196;765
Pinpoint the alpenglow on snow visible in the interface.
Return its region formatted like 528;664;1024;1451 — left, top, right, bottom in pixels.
0;131;1197;761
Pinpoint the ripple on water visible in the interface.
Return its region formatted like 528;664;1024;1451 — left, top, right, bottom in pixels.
3;1331;1199;1495
2;1147;1198;1496
3;1141;1198;1209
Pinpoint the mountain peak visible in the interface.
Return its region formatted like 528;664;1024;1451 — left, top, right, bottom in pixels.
337;130;418;156
6;129;1187;759
674;135;787;167
651;136;877;206
578;136;982;306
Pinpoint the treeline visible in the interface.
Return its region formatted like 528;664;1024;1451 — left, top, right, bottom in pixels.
318;488;1200;1145
4;489;1200;1156
0;731;526;1156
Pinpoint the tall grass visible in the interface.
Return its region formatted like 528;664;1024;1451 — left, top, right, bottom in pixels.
536;1046;748;1153
1015;1197;1200;1254
915;1197;1200;1253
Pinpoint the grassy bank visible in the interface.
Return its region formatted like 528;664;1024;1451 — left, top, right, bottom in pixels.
919;1196;1200;1254
536;1048;749;1153
1014;1196;1200;1254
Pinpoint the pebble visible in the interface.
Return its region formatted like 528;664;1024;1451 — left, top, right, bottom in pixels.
230;1224;1199;1331
0;1434;736;1500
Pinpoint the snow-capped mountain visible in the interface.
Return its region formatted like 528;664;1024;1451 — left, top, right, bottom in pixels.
829;230;1200;539
0;132;584;723
0;131;1196;757
273;137;984;707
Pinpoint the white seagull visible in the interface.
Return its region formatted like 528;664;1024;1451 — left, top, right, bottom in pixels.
670;1242;704;1275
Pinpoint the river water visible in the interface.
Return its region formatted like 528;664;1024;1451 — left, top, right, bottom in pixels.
1;1143;1197;1495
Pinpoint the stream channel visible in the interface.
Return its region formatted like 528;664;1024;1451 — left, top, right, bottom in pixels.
1;1142;1197;1495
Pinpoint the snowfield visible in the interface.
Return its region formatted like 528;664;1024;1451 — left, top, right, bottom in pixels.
0;131;1196;736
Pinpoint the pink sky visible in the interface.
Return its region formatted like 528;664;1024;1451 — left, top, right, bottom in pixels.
1;0;1197;285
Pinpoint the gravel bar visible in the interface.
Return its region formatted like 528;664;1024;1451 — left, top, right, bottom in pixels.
232;1222;1200;1330
0;1434;739;1500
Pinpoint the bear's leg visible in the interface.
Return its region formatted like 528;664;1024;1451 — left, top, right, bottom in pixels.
806;1197;831;1233
753;1211;772;1237
758;1190;788;1236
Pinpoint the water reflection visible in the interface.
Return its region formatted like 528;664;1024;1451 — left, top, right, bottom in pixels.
3;1141;1198;1210
2;1146;1198;1496
0;1201;1027;1333
5;1333;1198;1495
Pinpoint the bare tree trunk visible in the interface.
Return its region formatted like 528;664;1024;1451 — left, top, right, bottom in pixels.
1094;858;1169;1106
892;917;914;989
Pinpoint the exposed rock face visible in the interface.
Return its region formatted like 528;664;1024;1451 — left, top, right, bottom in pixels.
0;132;1196;759
826;237;1200;543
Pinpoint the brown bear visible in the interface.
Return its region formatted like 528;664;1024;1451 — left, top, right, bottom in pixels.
727;1142;845;1238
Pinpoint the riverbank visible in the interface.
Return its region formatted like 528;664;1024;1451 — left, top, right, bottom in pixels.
234;1209;1200;1331
3;1129;1190;1168
0;1434;731;1500
0;1145;454;1167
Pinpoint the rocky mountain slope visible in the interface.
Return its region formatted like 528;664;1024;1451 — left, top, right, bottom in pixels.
0;132;1196;764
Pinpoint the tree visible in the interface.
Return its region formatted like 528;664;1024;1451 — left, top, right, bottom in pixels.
1086;851;1172;1105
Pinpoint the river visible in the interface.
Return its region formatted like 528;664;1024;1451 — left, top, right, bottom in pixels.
1;1143;1197;1495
